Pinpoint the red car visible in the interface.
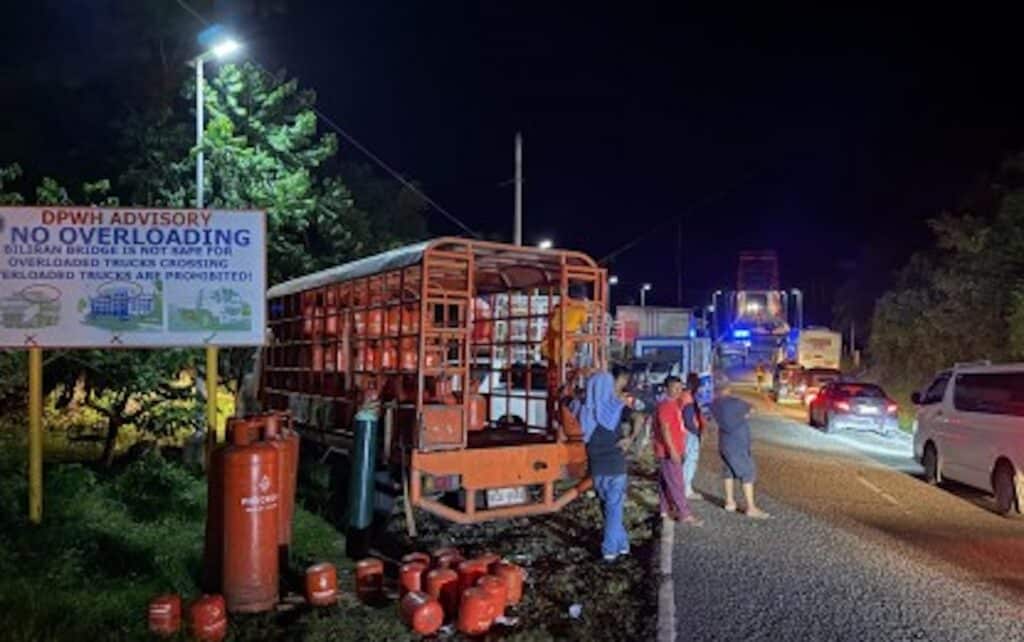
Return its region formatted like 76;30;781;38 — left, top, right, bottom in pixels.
808;382;899;434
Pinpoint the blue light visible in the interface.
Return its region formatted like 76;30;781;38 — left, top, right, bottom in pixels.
733;329;751;339
688;328;696;338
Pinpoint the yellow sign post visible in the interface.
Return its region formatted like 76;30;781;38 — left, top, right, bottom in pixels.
206;345;222;445
28;347;42;524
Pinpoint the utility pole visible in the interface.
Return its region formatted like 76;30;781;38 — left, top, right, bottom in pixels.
514;132;523;246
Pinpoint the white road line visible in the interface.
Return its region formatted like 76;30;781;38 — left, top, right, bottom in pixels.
657;516;677;642
856;473;905;510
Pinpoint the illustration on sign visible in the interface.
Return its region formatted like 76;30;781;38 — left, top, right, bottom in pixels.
79;280;163;332
0;284;61;329
168;287;252;332
0;207;266;348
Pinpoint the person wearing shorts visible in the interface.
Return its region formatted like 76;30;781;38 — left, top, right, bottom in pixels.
710;381;770;519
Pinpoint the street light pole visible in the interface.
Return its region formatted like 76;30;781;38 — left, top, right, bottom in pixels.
191;33;241;449
641;283;652;307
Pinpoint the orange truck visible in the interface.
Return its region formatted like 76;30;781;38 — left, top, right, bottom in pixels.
259;237;608;524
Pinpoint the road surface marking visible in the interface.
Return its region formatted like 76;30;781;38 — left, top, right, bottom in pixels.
657;516;676;642
857;473;907;512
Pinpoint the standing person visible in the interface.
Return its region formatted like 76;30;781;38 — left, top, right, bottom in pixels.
654;376;702;525
681;372;704;500
577;366;638;562
755;362;766;393
710;380;770;519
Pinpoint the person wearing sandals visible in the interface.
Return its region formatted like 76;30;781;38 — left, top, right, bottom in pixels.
710;379;770;519
655;376;703;527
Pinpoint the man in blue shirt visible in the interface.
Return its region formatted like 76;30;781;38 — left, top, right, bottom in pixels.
710;381;770;519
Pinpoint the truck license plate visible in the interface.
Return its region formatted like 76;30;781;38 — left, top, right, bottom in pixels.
486;486;528;508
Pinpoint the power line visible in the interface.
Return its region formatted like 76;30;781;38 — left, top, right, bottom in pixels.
175;0;479;238
598;167;769;265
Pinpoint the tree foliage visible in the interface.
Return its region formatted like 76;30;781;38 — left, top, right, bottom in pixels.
870;153;1024;385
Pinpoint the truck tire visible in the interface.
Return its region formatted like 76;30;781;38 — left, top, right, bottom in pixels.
824;412;837;434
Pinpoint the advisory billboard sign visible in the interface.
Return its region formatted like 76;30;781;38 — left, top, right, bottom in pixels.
0;207;266;348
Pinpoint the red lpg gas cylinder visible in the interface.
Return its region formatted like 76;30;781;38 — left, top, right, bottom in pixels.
399;561;428;596
355;558;384;603
189;594;228;642
457;558;490;594
401;551;432;568
147;594;181;636
380;341;398;370
425;568;460;619
435;551;465;570
490;561;525;605
467;394;487;431
477;574;509;617
386;307;401;336
305;563;338;607
431;545;461;561
203;417;257;592
260;414;299;558
222;425;279;613
471;297;493;343
457;587;496;636
475;552;500;569
399;591;444;636
399;338;418;371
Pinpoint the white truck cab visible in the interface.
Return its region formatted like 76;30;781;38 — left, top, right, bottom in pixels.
912;363;1024;515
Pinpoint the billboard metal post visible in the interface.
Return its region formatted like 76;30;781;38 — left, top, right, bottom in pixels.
28;346;42;523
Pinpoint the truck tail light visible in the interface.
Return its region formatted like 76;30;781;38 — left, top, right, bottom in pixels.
886;402;898;415
834;400;851;412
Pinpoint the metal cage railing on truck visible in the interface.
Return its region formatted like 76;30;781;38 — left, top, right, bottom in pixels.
261;237;608;523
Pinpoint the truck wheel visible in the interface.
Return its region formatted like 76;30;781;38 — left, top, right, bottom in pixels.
922;443;939;485
993;462;1019;516
807;408;817;427
824;413;836;434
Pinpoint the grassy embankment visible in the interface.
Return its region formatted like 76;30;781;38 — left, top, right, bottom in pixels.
0;405;660;641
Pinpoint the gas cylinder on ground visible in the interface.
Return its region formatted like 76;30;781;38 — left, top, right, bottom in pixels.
202;417;257;593
475;552;500;569
435;551;465;570
399;591;444;636
425;568;459;619
457;558;490;594
189;594;227;642
355;558;384;603
222;424;279;613
261;413;299;566
305;562;338;607
147;594;181;636
490;561;524;605
399;561;428;596
380;341;398;370
458;587;496;636
477;574;509;617
431;545;460;561
401;551;432;568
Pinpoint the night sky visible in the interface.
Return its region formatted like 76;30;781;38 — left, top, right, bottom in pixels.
3;2;1024;324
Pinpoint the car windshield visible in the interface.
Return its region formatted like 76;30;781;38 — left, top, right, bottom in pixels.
649;362;674;374
832;383;885;398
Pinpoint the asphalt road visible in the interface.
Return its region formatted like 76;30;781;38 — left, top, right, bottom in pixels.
669;385;1024;641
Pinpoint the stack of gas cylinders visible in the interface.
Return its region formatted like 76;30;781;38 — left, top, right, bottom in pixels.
383;546;525;636
204;412;301;612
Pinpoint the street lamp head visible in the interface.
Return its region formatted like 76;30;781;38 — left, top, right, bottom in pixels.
642;283;652;291
211;38;243;59
537;239;553;250
608;275;619;286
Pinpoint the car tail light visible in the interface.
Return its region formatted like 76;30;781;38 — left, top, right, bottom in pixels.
886;402;898;414
834;400;851;412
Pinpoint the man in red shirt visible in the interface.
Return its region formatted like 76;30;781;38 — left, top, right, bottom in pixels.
655;377;702;525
